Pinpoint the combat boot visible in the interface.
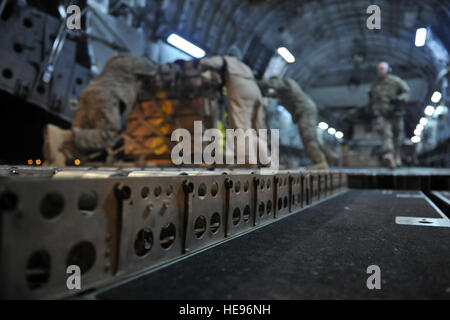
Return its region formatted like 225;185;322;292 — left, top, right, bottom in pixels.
308;161;329;170
43;124;75;167
383;153;396;169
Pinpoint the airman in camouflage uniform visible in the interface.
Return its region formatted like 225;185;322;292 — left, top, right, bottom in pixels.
43;53;228;166
73;54;162;151
369;61;410;169
257;77;338;170
43;54;177;166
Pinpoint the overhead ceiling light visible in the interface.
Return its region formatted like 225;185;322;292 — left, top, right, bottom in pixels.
318;122;329;130
328;128;336;135
419;117;428;125
415;27;427;47
167;33;206;58
58;4;67;18
335;131;344;139
431;91;442;103
435;105;446;115
411;136;421;143
414;128;422;136
416;123;424;131
277;47;295;63
424;105;435;116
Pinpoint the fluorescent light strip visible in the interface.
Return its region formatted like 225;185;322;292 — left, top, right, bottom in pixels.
435;105;445;115
277;47;295;63
335;131;344;139
415;28;427;47
431;91;442;103
318;122;328;130
167;33;206;58
424;105;434;116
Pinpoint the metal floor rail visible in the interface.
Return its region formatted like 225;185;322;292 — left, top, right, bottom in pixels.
0;167;347;299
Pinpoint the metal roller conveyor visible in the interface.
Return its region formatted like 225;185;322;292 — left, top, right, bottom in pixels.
0;166;347;299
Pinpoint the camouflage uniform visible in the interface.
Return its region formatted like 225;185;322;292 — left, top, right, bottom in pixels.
73;54;160;152
257;77;327;165
44;54;222;165
369;74;410;163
